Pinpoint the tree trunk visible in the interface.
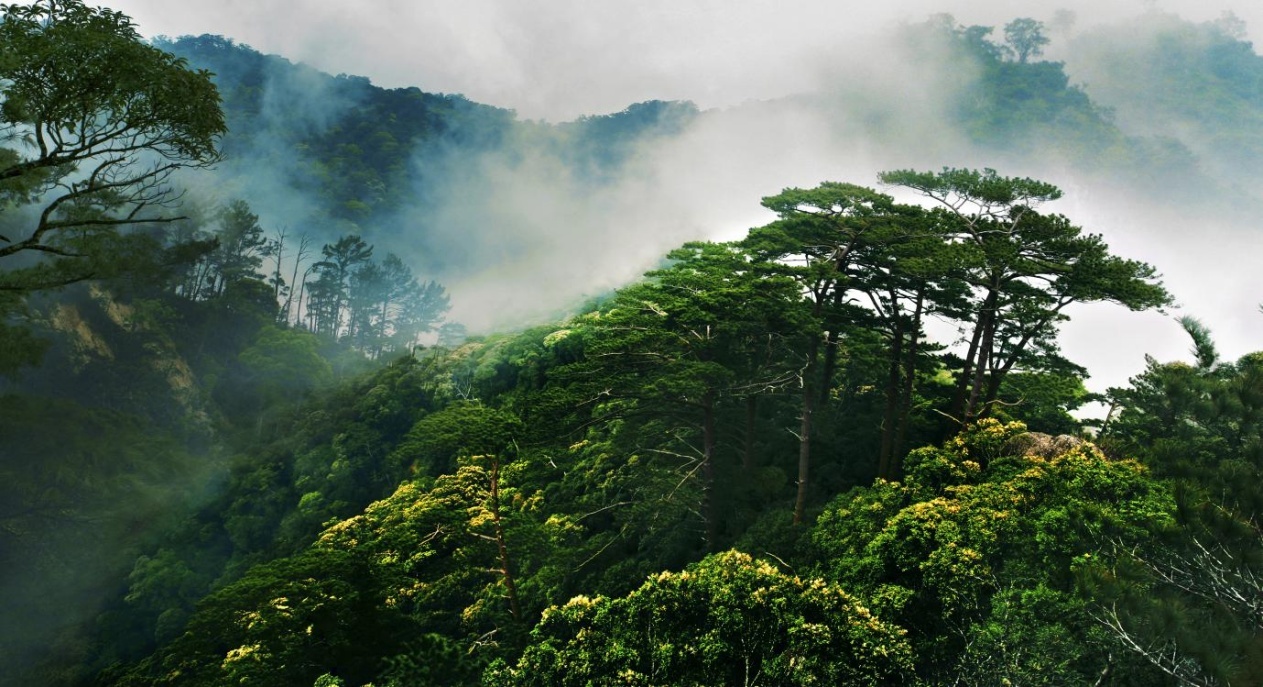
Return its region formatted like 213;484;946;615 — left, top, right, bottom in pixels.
793;339;819;525
487;456;522;622
981;310;1060;415
295;270;310;330
980;355;1005;418
702;390;718;548
878;313;904;480
966;319;993;422
819;330;839;407
817;284;847;405
952;305;986;421
271;229;285;302
283;236;310;326
742;394;758;473
892;290;925;473
965;289;999;421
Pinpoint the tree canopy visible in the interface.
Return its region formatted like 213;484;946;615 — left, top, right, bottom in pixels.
0;0;224;293
3;5;1259;683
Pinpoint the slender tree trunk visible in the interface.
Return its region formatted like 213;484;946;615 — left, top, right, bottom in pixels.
295;270;309;330
819;331;839;407
952;306;986;420
793;339;819;525
487;456;522;622
892;290;925;473
878;317;904;480
271;228;286;302
1099;399;1120;436
742;395;758;473
966;319;994;422
283;236;310;326
981;310;1061;415
817;285;847;405
965;289;999;421
377;296;391;359
189;259;213;301
702;390;718;548
981;355;1005;418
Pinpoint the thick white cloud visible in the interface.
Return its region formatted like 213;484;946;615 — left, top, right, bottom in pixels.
100;0;1263;395
110;0;1262;120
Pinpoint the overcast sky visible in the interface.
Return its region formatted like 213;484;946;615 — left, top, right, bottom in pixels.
96;0;1263;400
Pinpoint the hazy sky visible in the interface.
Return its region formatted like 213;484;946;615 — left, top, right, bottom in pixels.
97;0;1263;398
109;0;1261;121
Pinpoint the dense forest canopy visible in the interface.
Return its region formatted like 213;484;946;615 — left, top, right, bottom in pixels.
2;2;1263;686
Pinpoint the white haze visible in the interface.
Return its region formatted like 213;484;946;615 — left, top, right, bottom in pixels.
111;0;1262;121
105;0;1263;397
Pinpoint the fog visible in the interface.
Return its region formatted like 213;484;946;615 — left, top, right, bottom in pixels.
7;3;1263;680
111;0;1261;121
108;0;1263;395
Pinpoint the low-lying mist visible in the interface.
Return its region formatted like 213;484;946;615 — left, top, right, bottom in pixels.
157;8;1263;401
363;13;1262;397
7;5;1263;683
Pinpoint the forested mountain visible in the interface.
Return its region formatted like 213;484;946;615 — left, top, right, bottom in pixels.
3;3;1263;686
163;17;1260;229
154;34;698;265
1066;12;1263;190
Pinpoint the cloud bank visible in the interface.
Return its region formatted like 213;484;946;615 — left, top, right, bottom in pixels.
112;0;1262;120
108;0;1263;393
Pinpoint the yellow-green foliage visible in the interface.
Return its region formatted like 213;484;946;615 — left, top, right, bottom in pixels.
811;419;1176;683
488;550;918;686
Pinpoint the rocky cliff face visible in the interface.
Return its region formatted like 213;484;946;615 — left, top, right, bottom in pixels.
30;285;215;434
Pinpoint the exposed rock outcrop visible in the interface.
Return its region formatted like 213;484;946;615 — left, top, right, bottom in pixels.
1005;432;1086;459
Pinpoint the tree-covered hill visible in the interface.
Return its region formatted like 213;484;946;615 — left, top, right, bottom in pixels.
147;15;1263;321
5;4;1263;686
138;13;1263;338
157;34;699;234
1066;12;1263;189
30;168;1256;687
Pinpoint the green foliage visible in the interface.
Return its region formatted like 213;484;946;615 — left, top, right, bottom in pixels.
309;447;581;674
894;14;1229;200
992;369;1090;435
0;308;49;373
488;550;917;686
552;100;699;183
811;419;1176;683
0;393;205;683
238;326;333;394
1104;328;1263;518
882;167;1170;425
1002;18;1050;63
896;16;1118;161
1095;323;1263;682
744;182;956;500
1068;13;1263;187
879;167;1062;206
30;163;1174;687
393;401;522;475
1083;534;1263;686
172;199;270;301
12;6;1259;684
122;547;391;687
556;241;812;544
296;234;449;355
0;0;224;293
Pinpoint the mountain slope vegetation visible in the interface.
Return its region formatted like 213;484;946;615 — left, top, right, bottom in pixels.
3;4;1262;686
